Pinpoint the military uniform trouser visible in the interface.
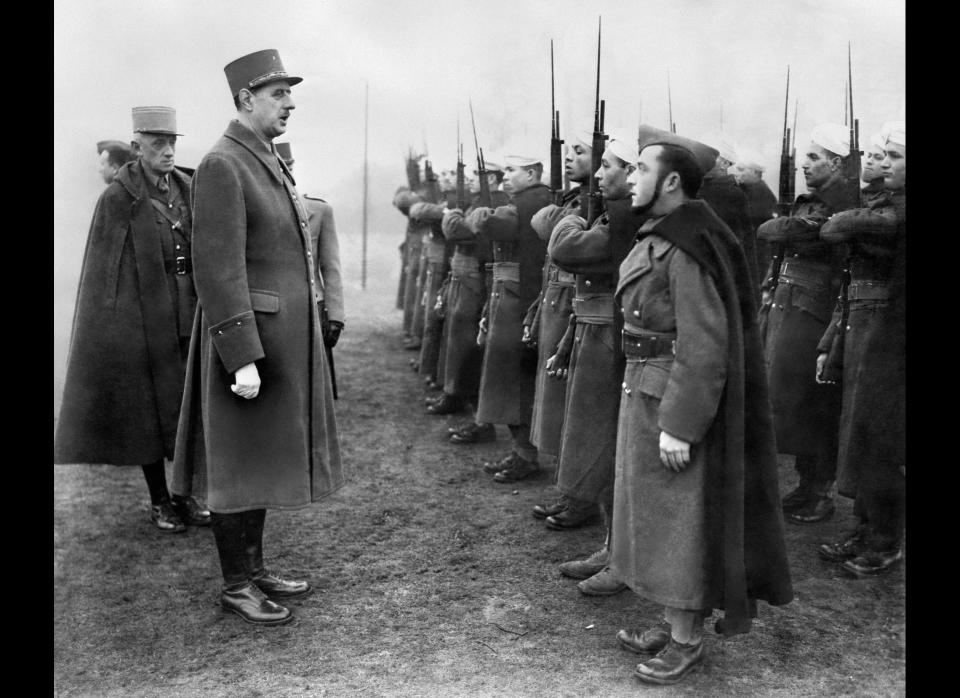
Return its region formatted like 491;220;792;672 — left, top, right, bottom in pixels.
441;269;485;398
409;243;430;341
402;240;423;336
418;258;449;381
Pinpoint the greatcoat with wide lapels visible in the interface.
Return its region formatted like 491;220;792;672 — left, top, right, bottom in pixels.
171;119;343;513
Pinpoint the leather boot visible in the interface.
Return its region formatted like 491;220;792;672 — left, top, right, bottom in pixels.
243;509;311;599
617;620;671;654
211;512;291;625
532;495;568;520
558;547;607;579
545;497;600;530
633;637;705;685
577;566;627;596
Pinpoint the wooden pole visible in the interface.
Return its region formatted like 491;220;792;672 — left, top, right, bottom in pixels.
362;81;369;290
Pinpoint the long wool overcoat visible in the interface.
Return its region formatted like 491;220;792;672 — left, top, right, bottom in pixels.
473;183;552;426
171;120;343;513
55;161;194;466
609;201;792;636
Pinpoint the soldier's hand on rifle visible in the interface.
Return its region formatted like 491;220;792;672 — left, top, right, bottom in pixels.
232;362;261;400
521;324;536;348
659;431;691;472
814;352;831;384
477;317;488;346
761;289;772;306
545;353;568;380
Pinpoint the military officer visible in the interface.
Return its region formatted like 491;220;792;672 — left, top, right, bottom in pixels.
172;49;344;626
609;127;792;685
56;107;209;533
815;122;905;577
757;123;859;524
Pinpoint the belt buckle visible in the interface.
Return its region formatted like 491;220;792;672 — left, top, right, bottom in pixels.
175;256;187;275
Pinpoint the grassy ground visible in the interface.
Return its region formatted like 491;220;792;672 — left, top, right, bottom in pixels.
53;280;905;697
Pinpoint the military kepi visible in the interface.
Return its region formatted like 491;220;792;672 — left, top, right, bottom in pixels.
637;124;718;176
224;49;303;97
132;106;183;136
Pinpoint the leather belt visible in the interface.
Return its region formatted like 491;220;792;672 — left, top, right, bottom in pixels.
164;256;192;275
780;259;832;290
848;280;890;300
573;294;615;323
492;262;520;283
621;327;676;360
450;252;480;276
548;266;575;284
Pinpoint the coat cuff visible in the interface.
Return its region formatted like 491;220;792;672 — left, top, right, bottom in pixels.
209;311;265;375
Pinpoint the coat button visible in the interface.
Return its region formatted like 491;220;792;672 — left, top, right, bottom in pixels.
175;244;181;250
585;280;592;286
633;310;640;317
236;321;242;326
307;251;312;257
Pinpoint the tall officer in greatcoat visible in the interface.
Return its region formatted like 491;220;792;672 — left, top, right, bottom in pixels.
55;107;210;533
523;132;591;500
275;142;346;354
459;155;552;481
545;135;641;596
815;122;905;577
757;123;859;524
430;164;509;418
172;50;344;627
609;127;791;685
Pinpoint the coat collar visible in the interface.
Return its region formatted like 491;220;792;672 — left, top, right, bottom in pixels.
223;119;290;186
114;159;192;202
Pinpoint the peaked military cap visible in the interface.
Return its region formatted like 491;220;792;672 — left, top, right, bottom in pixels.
132;106;183;136
636;124;718;175
224;49;303;97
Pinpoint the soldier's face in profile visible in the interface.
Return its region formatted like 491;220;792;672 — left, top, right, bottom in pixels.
628;146;663;211
801;143;839;189
247;80;295;139
880;142;905;190
502;165;532;194
737;166;761;185
135;134;177;176
596;150;635;200
862;144;885;182
98;150;118;184
565;144;593;182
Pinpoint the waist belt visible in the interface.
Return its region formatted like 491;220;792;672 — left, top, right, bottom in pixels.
492;262;520;283
621;327;676;360
573;294;615;323
548;267;575;284
164;256;192;275
780;259;832;290
848;280;890;301
425;240;447;265
450;252;480;276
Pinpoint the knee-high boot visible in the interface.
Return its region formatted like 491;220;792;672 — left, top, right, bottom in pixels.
243;509;311;599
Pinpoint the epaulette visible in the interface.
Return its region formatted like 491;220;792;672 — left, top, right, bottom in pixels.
304;194;327;203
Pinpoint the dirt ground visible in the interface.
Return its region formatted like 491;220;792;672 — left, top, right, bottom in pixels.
53;277;905;698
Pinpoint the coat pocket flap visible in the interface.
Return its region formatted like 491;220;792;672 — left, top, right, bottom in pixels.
249;289;279;313
637;361;671;399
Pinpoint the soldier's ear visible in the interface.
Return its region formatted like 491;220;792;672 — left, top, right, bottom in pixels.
237;88;254;111
130;139;141;155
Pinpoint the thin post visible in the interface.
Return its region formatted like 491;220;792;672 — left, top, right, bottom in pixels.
362;81;369;290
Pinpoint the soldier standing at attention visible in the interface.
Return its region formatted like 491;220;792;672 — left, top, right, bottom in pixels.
55;107;209;533
96;140;136;185
731;152;778;289
546;135;641;598
757;123;859;524
172;50;344;626
815;122;905;576
431;164;509;420
609;128;792;685
525;131;592;521
459;155;552;481
275;142;345;356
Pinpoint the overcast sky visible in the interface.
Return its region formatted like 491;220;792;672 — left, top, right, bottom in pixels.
53;0;905;402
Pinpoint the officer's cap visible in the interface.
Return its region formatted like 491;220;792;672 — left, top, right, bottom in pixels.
132;106;183;136
224;49;302;98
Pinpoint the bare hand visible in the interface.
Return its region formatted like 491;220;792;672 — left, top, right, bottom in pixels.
476;317;488;346
761;289;772;306
814;352;833;384
232;362;261;400
659;431;691;471
545;353;568;380
521;324;536;347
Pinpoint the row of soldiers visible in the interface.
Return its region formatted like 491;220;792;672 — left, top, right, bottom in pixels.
392;114;905;683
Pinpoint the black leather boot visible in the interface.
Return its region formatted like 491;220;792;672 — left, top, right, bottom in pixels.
211;511;291;625
243;509;311;599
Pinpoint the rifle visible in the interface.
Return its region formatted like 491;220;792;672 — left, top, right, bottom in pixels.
767;65;795;299
456;116;467;210
843;42;862;198
423;156;440;204
469;99;492;207
668;71;677;134
405;147;421;190
550;39;565;205
580;17;608;226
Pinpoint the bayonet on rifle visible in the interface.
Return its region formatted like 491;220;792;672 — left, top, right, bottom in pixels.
469;99;492;207
550;39;565;204
581;16;608;226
